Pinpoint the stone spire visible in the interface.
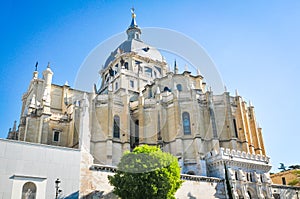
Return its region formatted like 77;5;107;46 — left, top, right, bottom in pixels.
126;8;141;40
43;62;53;85
235;89;239;97
7;121;18;140
249;100;253;107
174;60;179;74
42;62;53;113
12;120;17;132
197;68;201;76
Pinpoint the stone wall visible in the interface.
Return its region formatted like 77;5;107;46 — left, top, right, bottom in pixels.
83;164;227;199
271;169;300;186
271;184;300;199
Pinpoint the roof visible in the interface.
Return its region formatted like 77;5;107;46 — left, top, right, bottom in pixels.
103;38;164;69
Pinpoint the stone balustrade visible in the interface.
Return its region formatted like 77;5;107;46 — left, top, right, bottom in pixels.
206;147;270;164
181;174;223;183
89;164;223;183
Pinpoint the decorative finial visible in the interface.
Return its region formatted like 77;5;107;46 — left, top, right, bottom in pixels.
174;59;178;74
47;62;50;68
131;7;135;16
35;61;38;71
235;89;239;97
197;68;201;75
13;120;17;132
156;86;161;94
249;100;253;107
130;7;137;27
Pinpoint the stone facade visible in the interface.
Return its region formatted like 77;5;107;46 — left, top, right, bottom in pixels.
16;64;84;149
271;169;300;186
271;184;300;199
4;9;300;199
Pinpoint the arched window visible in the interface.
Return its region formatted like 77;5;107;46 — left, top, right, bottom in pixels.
246;173;249;181
148;88;153;98
164;87;171;92
233;118;238;138
247;191;252;199
237;189;244;199
235;171;239;180
187;171;195;175
176;84;182;91
273;193;280;199
22;182;36;199
53;131;60;142
144;67;152;77
250;173;253;182
124;62;129;70
182;112;191;135
113;115;120;138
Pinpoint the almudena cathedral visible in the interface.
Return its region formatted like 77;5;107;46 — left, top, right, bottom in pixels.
1;10;299;199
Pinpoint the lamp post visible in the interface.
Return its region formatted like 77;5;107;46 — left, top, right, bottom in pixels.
157;134;164;151
55;178;62;199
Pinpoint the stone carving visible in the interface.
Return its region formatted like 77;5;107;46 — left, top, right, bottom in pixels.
227;167;236;181
42;88;50;103
238;169;247;182
253;172;261;183
262;173;272;183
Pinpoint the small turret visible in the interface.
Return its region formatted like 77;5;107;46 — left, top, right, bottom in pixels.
42;62;53;85
7;120;18;140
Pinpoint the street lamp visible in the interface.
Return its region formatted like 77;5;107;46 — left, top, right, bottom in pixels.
55;178;62;199
157;134;164;151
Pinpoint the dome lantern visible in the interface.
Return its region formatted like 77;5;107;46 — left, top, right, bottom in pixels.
126;8;141;41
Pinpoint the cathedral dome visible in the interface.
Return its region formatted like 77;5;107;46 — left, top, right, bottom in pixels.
103;9;164;69
103;39;164;68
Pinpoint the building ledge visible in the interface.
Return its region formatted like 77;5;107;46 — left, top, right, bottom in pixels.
271;184;300;190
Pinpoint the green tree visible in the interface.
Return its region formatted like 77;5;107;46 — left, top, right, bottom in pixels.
288;165;300;170
108;145;183;199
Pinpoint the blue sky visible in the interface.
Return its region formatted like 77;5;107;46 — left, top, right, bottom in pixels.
1;0;299;172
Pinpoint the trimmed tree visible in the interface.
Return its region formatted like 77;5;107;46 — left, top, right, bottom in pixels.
108;145;183;199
